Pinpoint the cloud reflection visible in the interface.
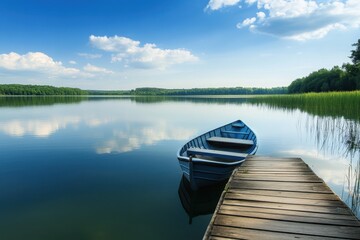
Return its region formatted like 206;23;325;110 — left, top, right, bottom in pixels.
96;122;195;154
0;117;81;137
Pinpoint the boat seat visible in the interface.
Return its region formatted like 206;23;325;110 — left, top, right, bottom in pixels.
221;130;249;135
187;147;247;160
232;123;245;128
207;137;254;146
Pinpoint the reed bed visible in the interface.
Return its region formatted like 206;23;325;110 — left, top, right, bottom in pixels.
250;91;360;122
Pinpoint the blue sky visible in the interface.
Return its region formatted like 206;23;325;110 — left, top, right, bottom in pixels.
0;0;359;90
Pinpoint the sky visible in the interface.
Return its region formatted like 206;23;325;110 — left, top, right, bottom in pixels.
0;0;359;90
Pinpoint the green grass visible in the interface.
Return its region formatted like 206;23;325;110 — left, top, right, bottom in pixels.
250;91;360;122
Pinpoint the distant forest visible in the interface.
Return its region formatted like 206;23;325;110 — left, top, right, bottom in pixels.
0;85;287;96
288;39;360;93
0;84;87;95
88;87;288;95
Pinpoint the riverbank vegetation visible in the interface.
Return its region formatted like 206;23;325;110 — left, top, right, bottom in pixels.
288;39;360;93
249;91;360;122
93;86;288;95
0;84;88;95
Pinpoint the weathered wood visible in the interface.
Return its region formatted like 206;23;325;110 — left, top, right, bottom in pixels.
211;225;349;240
229;180;332;193
207;137;254;146
236;171;316;175
243;161;307;166
219;204;357;221
204;156;360;240
187;147;248;160
233;175;323;183
238;168;313;172
227;189;340;200
218;207;359;226
223;199;351;215
224;192;344;207
214;215;360;239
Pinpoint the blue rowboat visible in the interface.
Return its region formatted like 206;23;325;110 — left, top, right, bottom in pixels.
177;120;258;189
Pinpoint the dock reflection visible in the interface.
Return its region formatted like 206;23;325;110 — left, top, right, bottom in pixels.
178;175;226;224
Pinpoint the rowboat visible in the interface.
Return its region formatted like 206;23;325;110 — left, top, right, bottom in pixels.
177;120;258;189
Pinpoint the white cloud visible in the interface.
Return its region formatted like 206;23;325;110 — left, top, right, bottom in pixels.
206;0;241;10
209;0;360;40
89;35;198;70
69;60;77;65
78;53;102;59
237;17;257;28
245;0;257;4
83;63;113;74
0;52;86;77
256;0;318;18
285;23;346;41
256;11;266;21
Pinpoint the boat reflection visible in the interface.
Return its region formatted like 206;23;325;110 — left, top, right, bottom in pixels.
178;175;226;224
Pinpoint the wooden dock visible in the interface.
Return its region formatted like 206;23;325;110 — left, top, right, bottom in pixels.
204;156;360;240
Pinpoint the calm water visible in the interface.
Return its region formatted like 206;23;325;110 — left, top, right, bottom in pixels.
0;96;358;239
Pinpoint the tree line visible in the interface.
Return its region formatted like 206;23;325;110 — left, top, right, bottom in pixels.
0;84;88;95
125;87;288;95
288;39;360;93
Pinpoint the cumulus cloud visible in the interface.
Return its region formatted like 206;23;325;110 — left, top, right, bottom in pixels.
206;0;241;10
0;52;87;77
83;63;113;74
237;17;257;28
256;11;266;21
245;0;257;4
89;35;198;69
208;0;360;41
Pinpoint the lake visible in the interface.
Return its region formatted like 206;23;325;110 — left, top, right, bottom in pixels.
0;96;359;239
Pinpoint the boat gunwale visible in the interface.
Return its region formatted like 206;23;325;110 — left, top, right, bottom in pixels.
176;120;258;164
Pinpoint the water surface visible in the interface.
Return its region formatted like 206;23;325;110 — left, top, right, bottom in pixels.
0;96;358;239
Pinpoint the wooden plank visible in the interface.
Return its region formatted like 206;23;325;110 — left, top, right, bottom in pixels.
207;137;254;146
220;204;357;221
221;130;249;135
238;168;313;172
204;156;360;240
224;192;344;207
233;175;323;183
240;166;310;170
227;189;340;200
211;225;345;240
208;236;234;240
241;163;308;168
223;199;351;215
242;160;307;165
187;147;247;160
218;207;360;226
236;171;316;175
229;180;332;193
214;215;360;239
245;156;302;161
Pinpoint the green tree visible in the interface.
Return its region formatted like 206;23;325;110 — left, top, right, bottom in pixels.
350;39;360;64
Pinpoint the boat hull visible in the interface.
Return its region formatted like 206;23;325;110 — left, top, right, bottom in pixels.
178;157;243;188
177;120;258;189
